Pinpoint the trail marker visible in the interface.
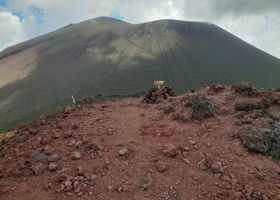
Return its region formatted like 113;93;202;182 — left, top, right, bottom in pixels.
72;95;76;105
154;81;165;89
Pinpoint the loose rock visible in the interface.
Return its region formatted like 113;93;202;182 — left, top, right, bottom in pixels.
47;154;60;162
240;117;253;124
235;101;265;111
31;151;49;162
141;174;153;191
239;124;280;159
71;151;81;160
189;140;196;145
156;162;167;172
231;82;257;96
77;166;85;176
48;163;58;171
32;164;45;175
191;96;214;120
183;159;190;164
68;139;76;147
65;180;73;187
119;148;129;157
163;144;177;157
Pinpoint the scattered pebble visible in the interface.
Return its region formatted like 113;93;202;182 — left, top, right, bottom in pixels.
156;162;167;172
31;164;45;175
189;140;196;145
75;141;83;148
72;125;79;130
107;129;113;135
71;151;81;160
48;154;60;162
68;139;76;147
77;166;85;176
119;148;129;157
64;180;73;187
48;163;58;171
89;175;97;181
163;143;177;157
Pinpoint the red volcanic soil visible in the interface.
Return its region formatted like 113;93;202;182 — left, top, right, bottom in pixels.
1;84;280;200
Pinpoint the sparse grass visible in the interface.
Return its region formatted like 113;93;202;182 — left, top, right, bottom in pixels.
184;101;191;107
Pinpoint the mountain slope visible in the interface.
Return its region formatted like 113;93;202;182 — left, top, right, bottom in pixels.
1;17;280;131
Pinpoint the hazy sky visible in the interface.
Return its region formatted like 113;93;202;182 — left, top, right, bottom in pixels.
0;0;279;58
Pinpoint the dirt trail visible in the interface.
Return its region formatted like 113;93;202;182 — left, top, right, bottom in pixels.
1;84;280;200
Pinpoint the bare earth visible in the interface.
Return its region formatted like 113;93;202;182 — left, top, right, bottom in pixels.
1;85;280;200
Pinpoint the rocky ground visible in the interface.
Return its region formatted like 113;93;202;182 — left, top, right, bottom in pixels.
1;83;280;200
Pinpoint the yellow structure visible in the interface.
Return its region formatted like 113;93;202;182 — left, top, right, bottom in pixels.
154;81;165;88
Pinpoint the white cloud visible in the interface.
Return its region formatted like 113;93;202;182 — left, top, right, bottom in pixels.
211;14;280;58
0;11;24;49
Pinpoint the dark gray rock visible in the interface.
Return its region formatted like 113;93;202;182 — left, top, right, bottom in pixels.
235;111;247;119
240;128;273;153
191;96;214;120
31;151;60;162
252;110;265;119
32;164;46;175
143;86;176;104
266;118;275;125
47;154;60;162
89;175;97;181
231;82;257;96
262;94;278;107
234;101;265;111
31;151;49;162
240;124;280;159
269;114;280;121
240;117;253;124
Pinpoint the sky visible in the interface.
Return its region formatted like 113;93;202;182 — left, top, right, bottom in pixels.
0;0;279;58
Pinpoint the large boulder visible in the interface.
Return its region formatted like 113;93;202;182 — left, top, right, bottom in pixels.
240;128;273;153
142;86;175;104
231;82;257;96
208;84;225;93
240;122;280;159
191;96;214;120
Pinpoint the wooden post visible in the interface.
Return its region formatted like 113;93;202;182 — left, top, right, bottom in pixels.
72;95;76;105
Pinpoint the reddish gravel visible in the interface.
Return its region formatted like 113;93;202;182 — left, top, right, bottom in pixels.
1;84;280;200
